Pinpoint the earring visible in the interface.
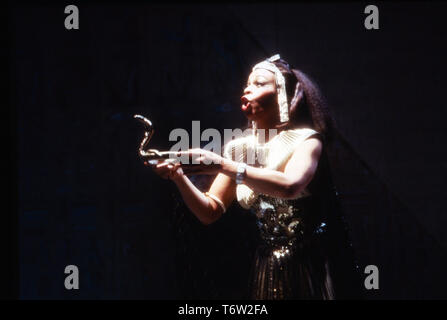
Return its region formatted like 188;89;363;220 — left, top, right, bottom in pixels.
251;121;258;164
252;121;257;141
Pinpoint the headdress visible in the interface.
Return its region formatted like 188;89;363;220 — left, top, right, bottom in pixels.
252;54;289;123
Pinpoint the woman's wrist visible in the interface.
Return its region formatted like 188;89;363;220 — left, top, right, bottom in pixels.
170;170;186;184
220;157;239;179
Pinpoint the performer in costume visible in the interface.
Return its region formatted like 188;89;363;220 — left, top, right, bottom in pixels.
148;54;360;299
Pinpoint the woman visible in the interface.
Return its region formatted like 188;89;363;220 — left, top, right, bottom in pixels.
147;54;359;299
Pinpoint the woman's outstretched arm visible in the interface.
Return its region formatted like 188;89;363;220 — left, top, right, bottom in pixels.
223;137;323;199
149;135;320;223
149;161;236;225
181;136;322;200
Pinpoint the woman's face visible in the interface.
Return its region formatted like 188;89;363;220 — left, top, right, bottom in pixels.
241;69;279;124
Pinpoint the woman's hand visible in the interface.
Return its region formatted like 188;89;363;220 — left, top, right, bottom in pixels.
176;148;224;176
144;160;184;182
144;148;223;181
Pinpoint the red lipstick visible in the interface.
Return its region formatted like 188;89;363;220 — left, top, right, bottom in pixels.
241;96;250;111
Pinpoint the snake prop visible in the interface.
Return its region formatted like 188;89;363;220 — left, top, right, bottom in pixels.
133;114;179;165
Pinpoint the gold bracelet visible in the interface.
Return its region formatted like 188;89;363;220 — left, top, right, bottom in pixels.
204;192;226;213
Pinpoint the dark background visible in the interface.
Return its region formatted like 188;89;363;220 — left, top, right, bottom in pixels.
8;1;447;299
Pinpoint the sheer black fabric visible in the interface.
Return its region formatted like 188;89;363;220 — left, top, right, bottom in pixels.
247;136;362;299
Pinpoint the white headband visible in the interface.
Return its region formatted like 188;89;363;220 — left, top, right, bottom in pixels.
252;54;289;123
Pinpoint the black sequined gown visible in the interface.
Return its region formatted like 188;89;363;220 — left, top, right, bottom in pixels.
224;128;359;300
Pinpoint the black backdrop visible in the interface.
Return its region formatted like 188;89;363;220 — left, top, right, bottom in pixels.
9;2;447;299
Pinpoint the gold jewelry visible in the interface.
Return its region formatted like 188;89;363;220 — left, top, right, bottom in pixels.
236;162;247;185
204;192;226;213
252;54;289;123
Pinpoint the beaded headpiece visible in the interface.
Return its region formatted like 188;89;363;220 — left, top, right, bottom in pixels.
252;54;289;123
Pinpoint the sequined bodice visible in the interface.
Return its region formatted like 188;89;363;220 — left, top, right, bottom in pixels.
223;128;325;251
252;194;307;247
